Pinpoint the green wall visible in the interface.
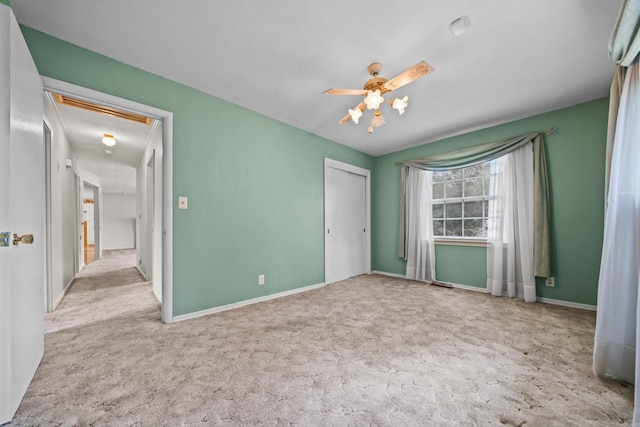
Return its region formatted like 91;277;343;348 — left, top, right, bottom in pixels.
20;26;373;316
19;22;610;310
372;99;608;306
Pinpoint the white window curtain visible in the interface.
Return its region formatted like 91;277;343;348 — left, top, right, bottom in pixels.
486;143;536;302
593;56;640;420
404;167;436;282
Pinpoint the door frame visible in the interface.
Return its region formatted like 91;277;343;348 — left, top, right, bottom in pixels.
323;157;371;282
42;77;175;324
44;121;53;312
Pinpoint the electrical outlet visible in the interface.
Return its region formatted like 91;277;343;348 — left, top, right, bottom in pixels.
545;277;555;287
178;196;188;210
258;274;265;285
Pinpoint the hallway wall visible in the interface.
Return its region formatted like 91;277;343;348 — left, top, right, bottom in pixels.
103;193;136;250
43;94;77;310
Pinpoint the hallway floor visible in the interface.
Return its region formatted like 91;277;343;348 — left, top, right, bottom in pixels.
44;248;156;333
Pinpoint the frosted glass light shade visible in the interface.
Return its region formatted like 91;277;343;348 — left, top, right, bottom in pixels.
392;96;409;115
102;134;116;147
348;108;363;124
364;90;384;110
371;111;385;128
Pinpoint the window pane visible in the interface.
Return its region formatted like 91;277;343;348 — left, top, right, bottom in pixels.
432;204;444;218
463;178;483;197
482;162;491;175
433;182;444;199
464;164;483;178
464;200;483;217
445;202;462;218
445;220;462;236
431;161;493;241
464;219;485;237
445;180;462;198
444;169;463;180
433;220;444;236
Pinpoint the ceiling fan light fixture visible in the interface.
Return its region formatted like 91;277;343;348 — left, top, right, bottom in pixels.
392;96;409;115
371;110;385;128
102;133;116;147
348;107;363;124
325;60;433;133
364;89;384;110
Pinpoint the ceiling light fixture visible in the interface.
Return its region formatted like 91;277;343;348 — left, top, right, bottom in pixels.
324;61;433;133
102;133;116;147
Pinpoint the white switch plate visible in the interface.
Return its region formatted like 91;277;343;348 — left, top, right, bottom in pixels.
178;196;188;210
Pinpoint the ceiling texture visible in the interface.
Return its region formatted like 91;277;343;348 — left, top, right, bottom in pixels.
13;0;621;161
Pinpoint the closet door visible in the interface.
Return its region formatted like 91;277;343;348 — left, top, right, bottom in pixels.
347;173;366;277
325;163;368;284
325;166;349;284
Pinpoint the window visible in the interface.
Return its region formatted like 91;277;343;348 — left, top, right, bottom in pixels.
432;162;494;239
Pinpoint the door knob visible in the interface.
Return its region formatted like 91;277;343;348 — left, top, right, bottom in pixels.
13;233;34;246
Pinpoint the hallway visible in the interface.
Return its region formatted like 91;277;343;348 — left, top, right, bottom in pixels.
44;249;157;333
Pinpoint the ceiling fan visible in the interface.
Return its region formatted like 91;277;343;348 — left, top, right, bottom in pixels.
324;60;434;133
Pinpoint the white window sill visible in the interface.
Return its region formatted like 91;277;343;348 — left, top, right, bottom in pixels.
435;238;487;247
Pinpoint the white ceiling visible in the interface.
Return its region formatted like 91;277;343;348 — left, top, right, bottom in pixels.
14;0;621;157
45;92;157;195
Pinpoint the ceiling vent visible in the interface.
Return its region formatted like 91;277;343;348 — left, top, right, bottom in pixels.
54;94;152;125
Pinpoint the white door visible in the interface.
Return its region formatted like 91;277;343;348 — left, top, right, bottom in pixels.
324;159;370;284
347;173;367;277
0;6;45;424
325;166;350;284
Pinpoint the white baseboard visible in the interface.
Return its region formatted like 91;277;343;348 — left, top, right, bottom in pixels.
136;265;148;281
440;280;488;293
372;270;596;310
371;270;406;279
52;277;75;311
173;282;326;323
536;297;596;311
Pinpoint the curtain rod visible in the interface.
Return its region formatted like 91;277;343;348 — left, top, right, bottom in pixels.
394;127;558;166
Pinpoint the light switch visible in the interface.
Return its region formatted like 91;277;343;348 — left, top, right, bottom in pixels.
178;196;188;210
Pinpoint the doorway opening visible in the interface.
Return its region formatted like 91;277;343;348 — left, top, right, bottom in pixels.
42;78;174;323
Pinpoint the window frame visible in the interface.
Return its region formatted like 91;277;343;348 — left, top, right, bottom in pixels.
431;162;494;243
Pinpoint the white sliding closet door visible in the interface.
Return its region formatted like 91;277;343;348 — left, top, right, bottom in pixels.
324;159;370;285
347;172;366;277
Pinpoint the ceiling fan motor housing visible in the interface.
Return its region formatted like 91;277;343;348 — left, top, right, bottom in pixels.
363;77;388;93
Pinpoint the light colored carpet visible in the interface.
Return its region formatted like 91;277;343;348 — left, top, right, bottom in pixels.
9;249;633;426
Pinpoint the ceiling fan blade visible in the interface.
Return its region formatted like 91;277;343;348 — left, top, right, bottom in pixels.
324;88;368;96
382;61;433;92
339;101;366;124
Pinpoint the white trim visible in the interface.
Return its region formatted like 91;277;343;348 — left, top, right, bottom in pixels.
435;238;488;247
371;270;406;279
324;158;371;283
325;158;370;176
136;265;148;281
173;282;326;323
372;271;595;310
41;77;175;324
442;280;488;293
52;277;75;311
536;297;596;311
